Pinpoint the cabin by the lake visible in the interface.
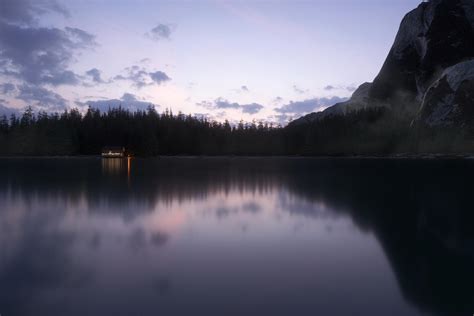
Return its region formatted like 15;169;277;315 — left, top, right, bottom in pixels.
102;147;125;158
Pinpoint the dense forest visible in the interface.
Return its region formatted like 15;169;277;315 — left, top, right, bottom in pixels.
0;106;473;156
0;106;284;156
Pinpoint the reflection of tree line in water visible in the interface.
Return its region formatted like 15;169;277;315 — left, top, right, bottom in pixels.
0;157;473;315
0;158;289;213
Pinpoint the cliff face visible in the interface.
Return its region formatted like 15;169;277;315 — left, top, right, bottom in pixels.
371;0;474;103
292;0;474;128
418;60;474;127
373;0;474;126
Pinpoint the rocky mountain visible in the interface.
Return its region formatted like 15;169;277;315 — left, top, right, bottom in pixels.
291;0;474;128
417;59;474;127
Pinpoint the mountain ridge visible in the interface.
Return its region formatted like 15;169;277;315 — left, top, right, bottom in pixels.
291;0;474;128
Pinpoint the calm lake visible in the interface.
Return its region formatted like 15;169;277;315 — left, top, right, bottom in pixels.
0;157;473;316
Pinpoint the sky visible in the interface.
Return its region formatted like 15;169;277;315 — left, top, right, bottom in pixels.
0;0;421;125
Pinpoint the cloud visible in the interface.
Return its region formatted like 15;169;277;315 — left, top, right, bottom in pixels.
139;58;151;64
324;84;358;92
272;96;284;104
293;85;309;94
197;97;264;115
272;96;284;105
149;71;170;84
120;92;138;103
0;0;69;26
241;103;264;114
0;83;16;94
215;98;240;110
146;23;174;41
193;113;211;121
268;114;293;126
17;84;68;110
232;85;250;94
0;0;96;87
43;70;79;86
85;93;157;112
275;96;348;114
114;66;171;88
85;68;105;83
64;27;95;46
0;103;20;117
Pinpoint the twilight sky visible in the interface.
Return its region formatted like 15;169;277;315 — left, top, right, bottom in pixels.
0;0;420;124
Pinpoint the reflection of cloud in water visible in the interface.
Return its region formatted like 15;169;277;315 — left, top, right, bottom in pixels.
276;190;344;219
151;277;172;295
0;210;91;316
242;201;261;213
150;232;168;247
129;227;147;251
215;206;238;219
89;231;101;249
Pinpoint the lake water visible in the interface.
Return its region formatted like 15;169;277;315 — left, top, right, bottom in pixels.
0;157;473;316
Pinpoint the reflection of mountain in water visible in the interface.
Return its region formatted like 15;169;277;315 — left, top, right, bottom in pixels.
282;159;474;316
0;157;473;315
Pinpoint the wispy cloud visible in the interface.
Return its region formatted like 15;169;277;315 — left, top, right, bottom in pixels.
114;65;171;88
324;84;358;92
293;85;309;94
146;23;175;41
275;96;347;114
85;68;106;84
197;97;264;115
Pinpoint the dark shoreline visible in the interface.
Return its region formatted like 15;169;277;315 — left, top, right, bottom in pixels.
1;154;474;160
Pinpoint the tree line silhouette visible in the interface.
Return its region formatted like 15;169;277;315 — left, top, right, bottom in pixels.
0;106;284;156
0;106;472;156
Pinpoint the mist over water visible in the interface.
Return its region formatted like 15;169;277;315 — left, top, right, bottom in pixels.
0;157;473;316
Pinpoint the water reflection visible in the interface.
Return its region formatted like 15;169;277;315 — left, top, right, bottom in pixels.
0;157;473;316
101;157;131;175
